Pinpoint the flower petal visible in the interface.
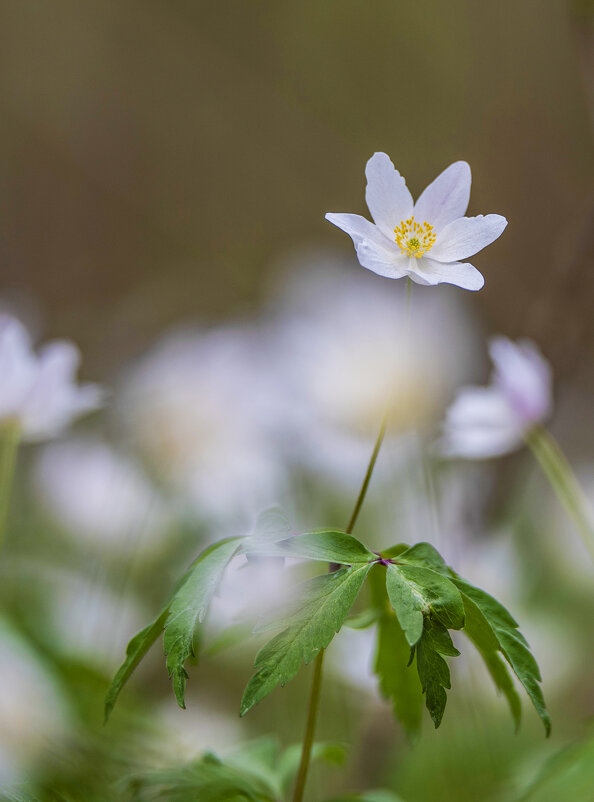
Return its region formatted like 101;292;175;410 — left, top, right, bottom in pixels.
489;336;552;425
440;387;523;459
364;152;414;239
431;214;507;262
355;241;408;279
413;161;471;232
325;213;408;279
409;257;484;291
21;341;104;441
325;213;393;253
0;315;37;419
441;424;523;459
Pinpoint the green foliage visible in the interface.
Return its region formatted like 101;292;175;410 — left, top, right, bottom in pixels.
105;511;549;735
391;542;448;572
104;537;241;719
241;563;371;715
128;737;345;801
375;613;423;734
130;753;275;801
385;562;464;647
452;578;550;735
459;592;521;729
104;609;169;722
415;619;459;728
163;537;242;707
518;729;594;801
248;530;376;564
371;566;423;736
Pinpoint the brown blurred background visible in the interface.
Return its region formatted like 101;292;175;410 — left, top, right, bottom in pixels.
1;0;593;384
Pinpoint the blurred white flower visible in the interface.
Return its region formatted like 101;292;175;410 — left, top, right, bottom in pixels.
34;438;169;555
46;569;145;667
0;315;103;441
441;337;552;459
118;325;287;528
326;152;507;290
157;699;241;761
329;626;378;695
268;261;480;486
208;554;296;634
0;620;69;786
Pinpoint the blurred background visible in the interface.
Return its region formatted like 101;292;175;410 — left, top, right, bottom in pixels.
1;1;593;800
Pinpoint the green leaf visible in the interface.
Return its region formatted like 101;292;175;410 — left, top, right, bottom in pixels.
376;543;409;559
104;608;168;722
344;607;381;629
496;628;550;735
385;564;464;647
397;542;451;574
240;563;371;715
460;593;521;729
421;617;460;657
453;578;520;632
131;753;276;802
246;530;376;565
415;618;458;728
164;537;242;708
374;611;423;736
452;577;550;735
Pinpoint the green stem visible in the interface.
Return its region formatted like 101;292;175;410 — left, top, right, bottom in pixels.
292;418;386;802
0;426;20;555
292;278;414;802
345;412;388;535
526;426;594;562
291;649;325;802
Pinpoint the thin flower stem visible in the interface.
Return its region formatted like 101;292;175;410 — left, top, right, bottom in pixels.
292;278;414;802
345;412;388;535
291;649;325;802
0;427;20;556
292;418;386;802
526;426;594;562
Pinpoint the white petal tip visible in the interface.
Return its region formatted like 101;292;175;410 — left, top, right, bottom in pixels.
447;160;471;179
365;151;394;175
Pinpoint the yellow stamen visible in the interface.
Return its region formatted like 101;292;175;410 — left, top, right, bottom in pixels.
394;216;436;258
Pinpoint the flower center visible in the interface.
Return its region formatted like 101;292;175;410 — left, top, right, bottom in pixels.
394;216;436;258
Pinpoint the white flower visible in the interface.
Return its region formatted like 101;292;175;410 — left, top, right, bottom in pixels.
34;438;169;555
208;555;295;634
118;325;287;527
44;569;145;666
329;626;378;695
157;700;241;761
268;260;480;486
441;336;552;459
0;315;104;441
326;152;507;290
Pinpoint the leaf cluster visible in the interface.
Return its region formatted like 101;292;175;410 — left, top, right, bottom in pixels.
105;509;550;735
125;737;346;802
